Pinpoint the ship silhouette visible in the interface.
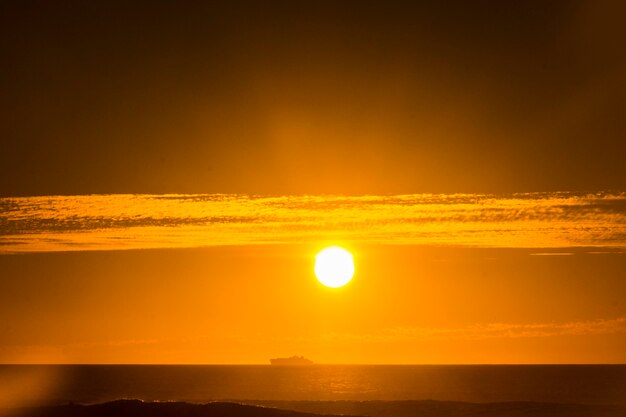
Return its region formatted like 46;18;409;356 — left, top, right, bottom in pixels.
269;356;314;365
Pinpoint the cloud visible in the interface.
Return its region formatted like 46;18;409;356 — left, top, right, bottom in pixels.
529;252;574;256
1;192;625;253
383;316;626;341
308;316;626;344
224;316;626;347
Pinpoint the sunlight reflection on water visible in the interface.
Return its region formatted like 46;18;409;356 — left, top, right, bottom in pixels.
2;365;625;406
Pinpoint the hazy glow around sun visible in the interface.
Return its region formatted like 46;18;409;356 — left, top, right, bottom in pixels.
314;246;355;288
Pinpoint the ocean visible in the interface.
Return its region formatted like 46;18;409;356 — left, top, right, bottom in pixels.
3;365;626;407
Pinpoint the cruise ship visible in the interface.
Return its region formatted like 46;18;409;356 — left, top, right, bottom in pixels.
269;356;314;365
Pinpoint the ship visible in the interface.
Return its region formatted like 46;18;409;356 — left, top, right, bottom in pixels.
269;355;314;365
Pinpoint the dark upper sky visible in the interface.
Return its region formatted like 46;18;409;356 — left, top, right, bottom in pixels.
1;0;624;196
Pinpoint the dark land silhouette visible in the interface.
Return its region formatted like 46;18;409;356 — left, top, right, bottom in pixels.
243;400;626;417
10;399;626;417
10;400;341;417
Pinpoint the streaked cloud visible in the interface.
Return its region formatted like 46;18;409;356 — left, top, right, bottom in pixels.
379;316;626;341
529;252;574;256
1;192;625;253
283;316;626;345
223;316;626;348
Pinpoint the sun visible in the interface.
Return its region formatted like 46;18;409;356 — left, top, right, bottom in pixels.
314;246;355;288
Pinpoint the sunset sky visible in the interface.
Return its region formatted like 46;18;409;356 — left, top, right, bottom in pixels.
1;1;625;364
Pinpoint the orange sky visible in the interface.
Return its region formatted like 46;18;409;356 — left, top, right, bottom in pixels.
1;1;625;365
1;1;625;196
1;244;625;364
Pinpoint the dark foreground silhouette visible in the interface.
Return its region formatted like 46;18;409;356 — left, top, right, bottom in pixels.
10;401;343;417
10;399;626;417
243;400;626;417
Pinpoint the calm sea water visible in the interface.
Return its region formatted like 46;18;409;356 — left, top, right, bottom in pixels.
2;365;626;406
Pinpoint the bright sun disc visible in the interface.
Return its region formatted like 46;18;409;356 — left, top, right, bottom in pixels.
314;246;355;288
